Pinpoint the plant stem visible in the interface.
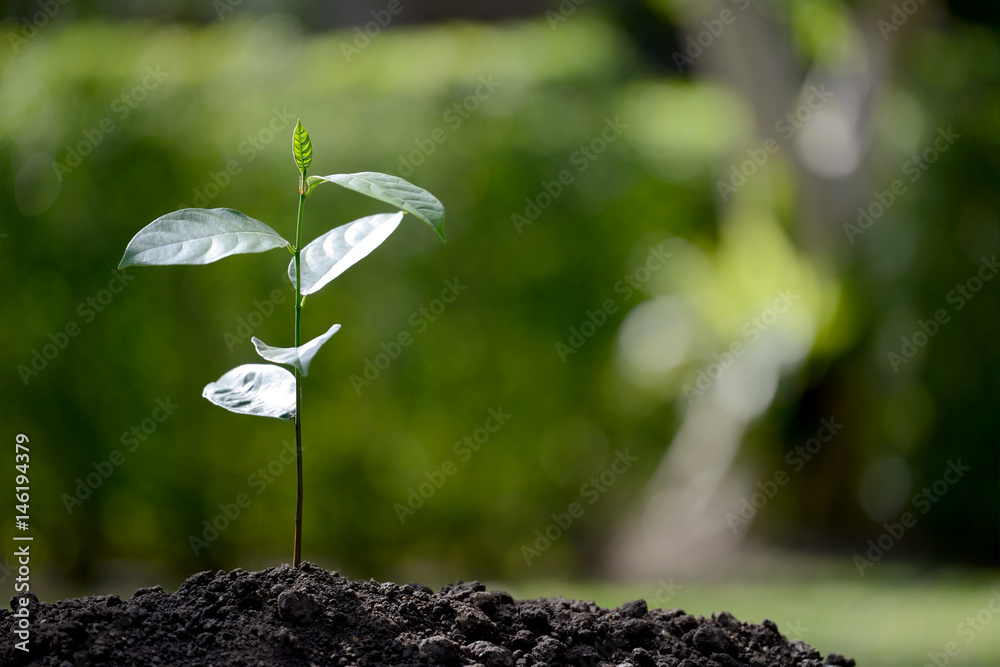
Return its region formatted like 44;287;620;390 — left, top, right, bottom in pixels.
293;175;306;567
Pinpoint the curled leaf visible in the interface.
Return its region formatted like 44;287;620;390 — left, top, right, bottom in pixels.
252;323;341;376
202;364;296;420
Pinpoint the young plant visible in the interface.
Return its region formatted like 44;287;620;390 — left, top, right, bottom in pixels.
119;121;445;566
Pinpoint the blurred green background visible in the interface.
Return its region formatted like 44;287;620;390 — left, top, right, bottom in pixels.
1;0;998;663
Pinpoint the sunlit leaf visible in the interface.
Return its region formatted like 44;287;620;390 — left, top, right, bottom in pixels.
290;212;403;295
202;364;296;420
309;172;446;242
119;208;289;268
293;120;312;173
251;323;341;376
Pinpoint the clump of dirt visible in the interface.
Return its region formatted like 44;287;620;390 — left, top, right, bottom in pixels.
1;562;853;666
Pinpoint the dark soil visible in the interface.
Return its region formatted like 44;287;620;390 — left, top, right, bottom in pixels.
1;562;853;667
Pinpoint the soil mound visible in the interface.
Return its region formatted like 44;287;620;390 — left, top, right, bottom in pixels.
1;562;854;666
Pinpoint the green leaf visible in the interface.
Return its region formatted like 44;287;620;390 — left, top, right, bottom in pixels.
202;364;296;420
290;212;404;295
304;175;324;198
309;172;446;242
251;323;341;376
293;120;312;173
119;208;289;269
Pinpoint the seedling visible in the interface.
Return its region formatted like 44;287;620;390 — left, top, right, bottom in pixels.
119;121;446;565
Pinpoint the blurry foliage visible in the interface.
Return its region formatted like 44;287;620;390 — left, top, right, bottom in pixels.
0;5;996;588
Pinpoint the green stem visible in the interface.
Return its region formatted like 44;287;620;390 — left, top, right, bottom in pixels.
293;173;306;567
